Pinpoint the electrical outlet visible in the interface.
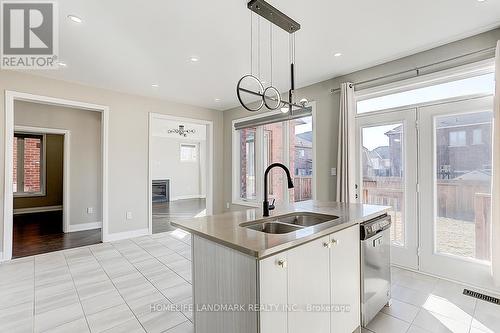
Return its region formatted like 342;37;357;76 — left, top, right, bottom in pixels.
331;168;337;176
126;212;133;220
86;207;94;214
226;202;230;209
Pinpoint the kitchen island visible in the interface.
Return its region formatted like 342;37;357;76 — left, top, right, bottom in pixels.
172;200;389;333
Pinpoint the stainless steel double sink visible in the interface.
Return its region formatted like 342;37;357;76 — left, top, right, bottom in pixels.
240;212;339;234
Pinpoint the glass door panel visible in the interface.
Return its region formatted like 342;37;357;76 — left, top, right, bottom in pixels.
419;96;496;289
356;109;418;269
361;123;405;246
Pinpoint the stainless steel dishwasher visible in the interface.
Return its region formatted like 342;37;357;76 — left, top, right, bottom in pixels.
360;214;392;327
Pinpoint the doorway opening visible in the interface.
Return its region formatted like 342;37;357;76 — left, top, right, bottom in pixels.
149;114;213;234
3;91;109;261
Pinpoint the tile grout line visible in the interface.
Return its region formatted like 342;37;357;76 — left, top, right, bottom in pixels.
60;251;92;333
118;236;193;322
131;236;192;286
88;245;150;333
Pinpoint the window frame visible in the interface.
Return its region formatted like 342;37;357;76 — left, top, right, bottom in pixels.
472;128;483;145
231;104;316;207
448;130;467;147
13;132;47;197
179;143;198;162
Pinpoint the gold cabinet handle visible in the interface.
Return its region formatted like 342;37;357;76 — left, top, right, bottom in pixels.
331;239;339;246
277;259;287;268
323;241;332;248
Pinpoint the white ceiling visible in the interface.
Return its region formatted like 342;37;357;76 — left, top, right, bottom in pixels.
28;0;500;111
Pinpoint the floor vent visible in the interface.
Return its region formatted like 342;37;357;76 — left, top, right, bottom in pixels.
463;289;499;305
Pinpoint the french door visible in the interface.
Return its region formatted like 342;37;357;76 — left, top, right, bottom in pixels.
419;96;496;289
356;108;419;269
357;95;496;290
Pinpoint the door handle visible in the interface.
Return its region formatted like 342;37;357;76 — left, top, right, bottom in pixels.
277;259;287;268
324;239;339;248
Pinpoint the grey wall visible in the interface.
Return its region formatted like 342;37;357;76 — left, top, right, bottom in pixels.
223;28;500;211
14;102;102;226
0;70;224;250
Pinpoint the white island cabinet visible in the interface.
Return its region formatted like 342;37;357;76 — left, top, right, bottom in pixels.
192;224;361;333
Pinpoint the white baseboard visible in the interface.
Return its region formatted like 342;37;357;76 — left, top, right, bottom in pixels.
13;205;63;215
103;228;149;242
171;195;206;201
68;222;102;232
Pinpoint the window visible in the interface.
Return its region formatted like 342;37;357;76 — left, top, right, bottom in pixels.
472;129;482;145
357;72;495;114
239;128;256;201
180;144;198;162
13;133;45;196
233;113;314;206
449;131;466;147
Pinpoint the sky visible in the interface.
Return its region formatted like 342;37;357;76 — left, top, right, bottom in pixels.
362;123;401;151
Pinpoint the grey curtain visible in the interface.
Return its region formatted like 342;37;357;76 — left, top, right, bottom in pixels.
336;82;356;203
492;41;500;285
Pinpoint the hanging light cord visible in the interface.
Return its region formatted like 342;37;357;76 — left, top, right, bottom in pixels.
258;16;261;81
270;23;273;86
250;12;253;75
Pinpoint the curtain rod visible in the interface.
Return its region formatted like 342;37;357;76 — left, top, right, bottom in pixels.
330;46;496;94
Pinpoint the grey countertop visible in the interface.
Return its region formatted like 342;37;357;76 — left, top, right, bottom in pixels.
172;200;390;259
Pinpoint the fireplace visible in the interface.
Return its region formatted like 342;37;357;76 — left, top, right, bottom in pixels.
152;179;169;203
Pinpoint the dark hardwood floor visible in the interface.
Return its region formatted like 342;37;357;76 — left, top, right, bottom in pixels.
152;198;206;234
13;211;101;258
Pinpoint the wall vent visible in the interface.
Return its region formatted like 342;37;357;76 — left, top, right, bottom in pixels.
463;289;499;305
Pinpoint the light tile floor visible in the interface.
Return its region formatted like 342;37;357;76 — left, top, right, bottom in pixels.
363;267;500;333
0;230;194;333
2;231;500;333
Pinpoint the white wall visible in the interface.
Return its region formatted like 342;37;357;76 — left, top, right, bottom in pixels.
0;70;224;250
14;101;102;226
151;137;205;200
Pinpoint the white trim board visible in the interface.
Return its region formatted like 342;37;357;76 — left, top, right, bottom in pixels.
3;91;110;261
68;222;102;232
13;205;63;215
105;228;149;242
148;113;214;236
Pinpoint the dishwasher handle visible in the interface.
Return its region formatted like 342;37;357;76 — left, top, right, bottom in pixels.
360;214;391;240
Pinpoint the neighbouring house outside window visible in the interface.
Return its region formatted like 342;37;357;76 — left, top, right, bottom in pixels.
13;133;45;196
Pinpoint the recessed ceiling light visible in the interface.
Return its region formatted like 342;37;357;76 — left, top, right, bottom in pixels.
189;56;200;62
57;61;67;67
214;98;221;102
151;84;159;88
67;15;83;23
477;0;486;2
334;52;342;57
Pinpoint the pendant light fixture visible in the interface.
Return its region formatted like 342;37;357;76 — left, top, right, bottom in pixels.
236;0;308;114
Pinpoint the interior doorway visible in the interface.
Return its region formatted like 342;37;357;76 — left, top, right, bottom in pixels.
2;91;109;261
148;114;213;234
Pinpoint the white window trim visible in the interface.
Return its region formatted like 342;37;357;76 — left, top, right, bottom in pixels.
13;133;47;198
231;103;316;208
